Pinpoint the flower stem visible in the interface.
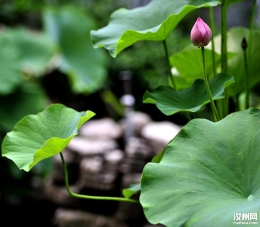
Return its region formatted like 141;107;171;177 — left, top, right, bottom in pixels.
163;39;177;90
209;6;217;78
244;0;257;109
201;47;220;121
210;6;223;119
221;0;227;73
216;100;224;119
60;152;139;203
221;0;229;116
184;112;192;121
242;39;249;109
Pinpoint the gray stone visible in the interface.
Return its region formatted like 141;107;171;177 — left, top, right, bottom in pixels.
120;111;152;137
67;137;118;156
53;208;128;227
120;137;153;173
104;149;124;163
44;180;80;207
114;202;144;221
79;118;122;139
78;156;119;191
80;156;104;173
104;149;124;171
121;173;141;189
143;224;165;227
77;173;118;191
120;159;148;173
141;121;182;154
51;148;79;184
54;148;78;164
124;137;152;158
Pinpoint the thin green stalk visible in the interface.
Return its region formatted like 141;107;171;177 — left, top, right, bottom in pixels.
163;39;177;90
60;152;139;203
216;100;224;119
224;89;229;115
184;112;192;121
221;0;227;73
201;47;220;121
221;0;229;116
235;95;240;112
209;6;217;78
242;38;249;109
244;0;257;109
210;6;224;119
224;88;229;114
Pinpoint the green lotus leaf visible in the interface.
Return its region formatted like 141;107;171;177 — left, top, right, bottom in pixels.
1;27;56;77
43;6;108;94
0;27;56;94
140;108;260;227
91;0;220;57
122;183;141;199
143;73;234;115
0;36;22;94
0;82;48;132
152;148;166;163
1;104;95;172
170;48;221;90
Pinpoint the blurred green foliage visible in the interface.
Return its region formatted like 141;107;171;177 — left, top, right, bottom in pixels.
0;2;112;196
0;0;189;185
0;0;190;92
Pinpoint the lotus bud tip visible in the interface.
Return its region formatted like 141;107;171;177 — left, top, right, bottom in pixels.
190;17;212;47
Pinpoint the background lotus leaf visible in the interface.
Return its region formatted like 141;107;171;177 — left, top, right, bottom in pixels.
43;7;108;94
91;0;220;57
143;73;234;115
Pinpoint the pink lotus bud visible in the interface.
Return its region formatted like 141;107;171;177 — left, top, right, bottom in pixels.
190;17;212;47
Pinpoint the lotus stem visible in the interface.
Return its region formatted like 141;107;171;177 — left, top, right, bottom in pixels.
60;152;139;203
163;39;177;90
201;47;220;121
209;6;217;78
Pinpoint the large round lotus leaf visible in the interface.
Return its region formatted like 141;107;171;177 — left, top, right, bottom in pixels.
140;108;260;227
1;104;95;172
91;0;219;57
